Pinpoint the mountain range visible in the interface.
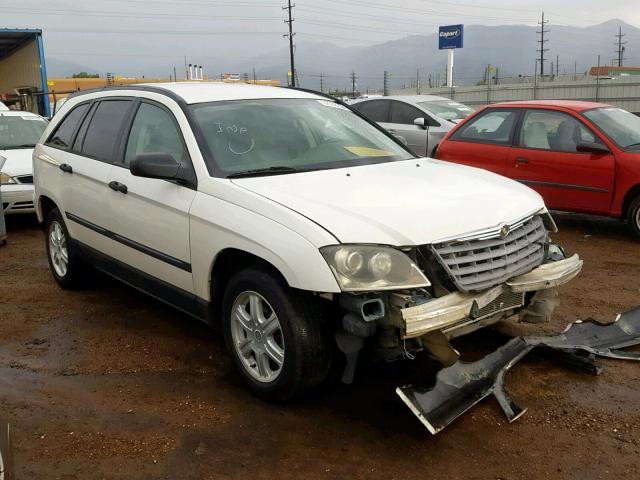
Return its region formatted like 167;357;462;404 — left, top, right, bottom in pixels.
47;19;640;91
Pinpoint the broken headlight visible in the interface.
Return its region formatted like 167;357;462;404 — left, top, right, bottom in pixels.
321;245;430;292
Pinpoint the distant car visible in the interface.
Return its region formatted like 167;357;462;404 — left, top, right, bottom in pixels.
0;110;48;214
350;95;474;157
436;100;640;237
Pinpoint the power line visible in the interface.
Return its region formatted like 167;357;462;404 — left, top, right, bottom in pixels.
537;11;550;77
615;26;627;67
283;0;296;88
1;7;282;21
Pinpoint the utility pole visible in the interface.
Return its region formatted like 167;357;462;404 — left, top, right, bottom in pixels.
615;26;626;67
556;54;559;78
383;70;389;96
319;73;324;93
416;68;420;94
283;0;296;87
537;12;549;77
596;54;601;101
253;68;256;84
350;71;357;98
184;56;188;80
173;66;177;83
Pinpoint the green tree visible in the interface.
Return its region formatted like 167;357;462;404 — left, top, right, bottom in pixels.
71;72;100;79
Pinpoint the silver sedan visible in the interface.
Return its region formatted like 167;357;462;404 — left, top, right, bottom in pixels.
350;95;474;157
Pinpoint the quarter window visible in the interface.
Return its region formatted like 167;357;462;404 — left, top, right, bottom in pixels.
352;100;390;123
519;110;603;152
80;100;132;162
46;103;90;149
390;101;424;125
124;102;187;167
452;110;518;145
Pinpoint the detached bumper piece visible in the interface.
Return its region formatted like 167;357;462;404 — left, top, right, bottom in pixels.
397;306;640;434
397;338;532;434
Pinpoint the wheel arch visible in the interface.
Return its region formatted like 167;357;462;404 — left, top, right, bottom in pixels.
622;184;640;219
208;248;290;325
37;195;59;224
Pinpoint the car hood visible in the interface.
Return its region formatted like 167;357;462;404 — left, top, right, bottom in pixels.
0;148;34;176
231;159;545;246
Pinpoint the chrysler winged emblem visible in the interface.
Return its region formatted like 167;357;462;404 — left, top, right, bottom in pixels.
499;224;510;238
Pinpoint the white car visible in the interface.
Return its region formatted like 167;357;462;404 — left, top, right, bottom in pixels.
0;101;8;111
33;83;582;399
1;110;48;214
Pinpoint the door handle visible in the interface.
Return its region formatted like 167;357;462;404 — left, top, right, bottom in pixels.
515;157;529;164
59;163;73;173
108;181;128;194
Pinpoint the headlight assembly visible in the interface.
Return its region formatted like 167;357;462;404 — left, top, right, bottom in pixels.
0;172;16;185
320;245;430;291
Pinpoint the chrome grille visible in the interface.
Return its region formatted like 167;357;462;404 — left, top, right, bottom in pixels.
432;215;547;293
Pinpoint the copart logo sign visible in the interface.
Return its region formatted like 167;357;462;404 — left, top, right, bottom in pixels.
438;24;464;50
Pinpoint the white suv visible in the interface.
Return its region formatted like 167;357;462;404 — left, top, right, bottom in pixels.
33;83;582;399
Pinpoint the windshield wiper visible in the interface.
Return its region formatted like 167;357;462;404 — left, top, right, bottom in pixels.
227;166;306;178
625;142;640;150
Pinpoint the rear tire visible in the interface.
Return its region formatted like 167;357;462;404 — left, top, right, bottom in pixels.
221;267;332;401
44;208;85;288
628;196;640;239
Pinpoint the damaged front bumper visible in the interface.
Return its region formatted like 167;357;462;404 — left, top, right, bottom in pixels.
398;254;583;338
397;306;640;434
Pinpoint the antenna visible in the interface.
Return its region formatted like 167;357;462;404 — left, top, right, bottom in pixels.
283;0;296;88
537;12;550;77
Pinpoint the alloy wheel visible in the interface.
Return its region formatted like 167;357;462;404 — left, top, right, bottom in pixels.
49;221;69;278
230;291;285;383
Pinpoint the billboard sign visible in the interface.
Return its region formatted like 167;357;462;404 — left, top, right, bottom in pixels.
439;24;464;50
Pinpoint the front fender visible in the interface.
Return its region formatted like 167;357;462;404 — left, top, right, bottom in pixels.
189;192;341;301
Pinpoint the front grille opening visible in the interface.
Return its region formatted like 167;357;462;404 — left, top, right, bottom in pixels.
431;215;547;293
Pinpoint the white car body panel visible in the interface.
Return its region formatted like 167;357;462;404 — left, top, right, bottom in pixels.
1;110;47;214
232;158;545;246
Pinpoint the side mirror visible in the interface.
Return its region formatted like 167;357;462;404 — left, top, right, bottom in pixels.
576;142;610;154
414;117;427;129
130;152;182;180
414;116;440;128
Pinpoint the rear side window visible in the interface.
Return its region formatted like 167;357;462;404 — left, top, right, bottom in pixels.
352;100;390;123
124;102;188;167
46;103;90;148
452;110;518;145
80;100;132;162
390;101;424;125
519;109;604;152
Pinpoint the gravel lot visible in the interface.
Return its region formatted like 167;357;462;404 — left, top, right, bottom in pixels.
1;213;639;479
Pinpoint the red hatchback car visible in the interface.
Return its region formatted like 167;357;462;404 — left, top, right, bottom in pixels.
436;100;640;237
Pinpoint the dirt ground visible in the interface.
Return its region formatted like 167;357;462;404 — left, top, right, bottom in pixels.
1;212;639;480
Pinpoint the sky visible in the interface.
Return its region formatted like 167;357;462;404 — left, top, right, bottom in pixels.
1;0;638;78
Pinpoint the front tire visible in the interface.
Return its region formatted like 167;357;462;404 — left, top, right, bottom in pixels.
44;208;84;288
221;267;331;401
628;196;640;239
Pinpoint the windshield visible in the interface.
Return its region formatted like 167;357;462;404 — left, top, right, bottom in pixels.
190;98;414;177
0;115;48;149
582;107;640;150
417;100;474;121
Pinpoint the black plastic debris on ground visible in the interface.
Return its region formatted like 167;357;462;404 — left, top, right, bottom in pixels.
397;306;640;434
